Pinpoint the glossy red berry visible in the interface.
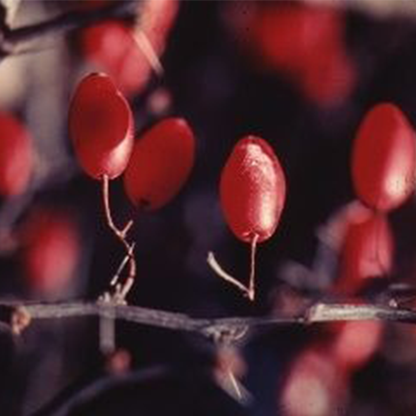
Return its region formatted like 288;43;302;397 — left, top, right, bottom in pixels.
123;117;195;210
0;113;33;197
69;72;134;179
335;210;393;295
220;136;286;243
352;103;416;212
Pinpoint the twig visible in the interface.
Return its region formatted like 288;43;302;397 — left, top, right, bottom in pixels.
133;29;164;75
207;239;260;302
1;298;416;342
110;242;136;287
207;251;251;298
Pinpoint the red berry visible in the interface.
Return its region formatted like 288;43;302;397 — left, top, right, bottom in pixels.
220;136;286;243
123;117;195;210
69;72;134;179
21;209;80;298
352;103;416;212
0;113;33;197
228;3;355;106
329;321;383;372
335;210;393;295
80;22;152;97
252;4;343;72
280;347;348;416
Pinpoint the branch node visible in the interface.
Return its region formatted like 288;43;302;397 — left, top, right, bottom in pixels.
11;306;31;335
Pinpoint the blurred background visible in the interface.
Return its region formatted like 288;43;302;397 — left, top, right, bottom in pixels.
2;0;416;415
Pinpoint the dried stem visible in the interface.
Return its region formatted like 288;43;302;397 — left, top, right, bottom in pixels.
207;251;251;298
207;235;259;302
102;175;136;301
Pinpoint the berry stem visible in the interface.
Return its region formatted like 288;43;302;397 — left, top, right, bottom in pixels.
247;234;259;302
102;174;136;301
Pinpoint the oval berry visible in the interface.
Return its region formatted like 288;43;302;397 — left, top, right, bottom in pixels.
352;103;416;212
123;117;195;210
335;210;393;295
0;113;33;197
220;136;286;243
69;73;134;179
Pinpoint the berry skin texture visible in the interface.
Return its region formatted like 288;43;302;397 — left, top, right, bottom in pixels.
220;136;286;243
0;113;33;197
123;117;195;211
352;103;416;212
69;73;134;180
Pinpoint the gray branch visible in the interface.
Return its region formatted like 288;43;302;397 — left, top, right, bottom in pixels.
1;299;415;343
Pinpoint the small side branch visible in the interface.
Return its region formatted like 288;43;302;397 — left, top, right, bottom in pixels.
207;251;251;299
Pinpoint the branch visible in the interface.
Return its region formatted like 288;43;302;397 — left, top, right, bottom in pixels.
1;298;416;343
0;1;138;56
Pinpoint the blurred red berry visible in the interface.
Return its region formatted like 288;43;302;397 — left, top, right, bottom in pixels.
79;0;179;97
280;347;348;416
229;2;356;106
329;320;383;372
335;209;393;295
0;113;33;198
137;0;179;56
80;22;152;97
21;209;80;298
